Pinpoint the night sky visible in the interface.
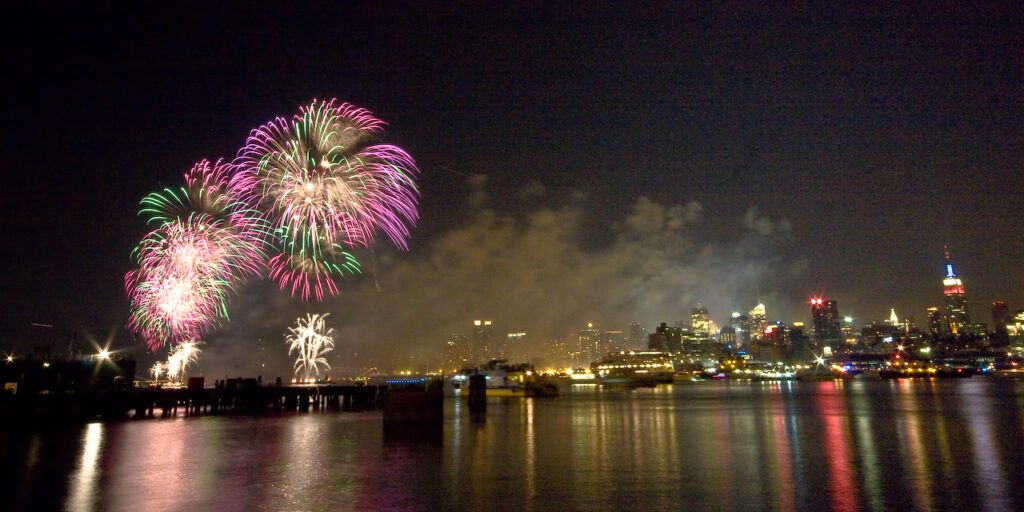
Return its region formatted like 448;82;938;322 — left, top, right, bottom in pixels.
4;3;1023;368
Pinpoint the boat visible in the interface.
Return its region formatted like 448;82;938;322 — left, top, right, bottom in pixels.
451;360;559;397
591;351;674;387
795;368;838;381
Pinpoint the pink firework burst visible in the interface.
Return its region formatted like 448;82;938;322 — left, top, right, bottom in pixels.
234;98;419;299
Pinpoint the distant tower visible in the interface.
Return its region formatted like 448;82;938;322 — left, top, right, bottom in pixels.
445;334;468;373
628;322;646;349
472;320;494;363
691;304;710;337
748;303;767;341
719;326;737;349
731;312;751;348
992;301;1010;332
577;322;601;363
505;332;526;362
926;307;943;336
811;298;841;345
941;246;970;335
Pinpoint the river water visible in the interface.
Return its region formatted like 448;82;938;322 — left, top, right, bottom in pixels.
4;379;1024;511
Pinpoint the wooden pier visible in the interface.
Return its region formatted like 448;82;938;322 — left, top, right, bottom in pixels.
0;383;384;424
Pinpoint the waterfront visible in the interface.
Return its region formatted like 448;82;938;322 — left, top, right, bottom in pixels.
5;380;1024;511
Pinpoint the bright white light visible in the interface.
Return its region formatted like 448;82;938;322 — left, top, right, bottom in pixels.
97;350;110;360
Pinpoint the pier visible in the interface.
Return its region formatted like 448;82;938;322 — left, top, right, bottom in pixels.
0;383;384;424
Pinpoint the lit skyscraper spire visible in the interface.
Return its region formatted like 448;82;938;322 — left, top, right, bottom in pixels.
889;308;899;325
941;246;970;335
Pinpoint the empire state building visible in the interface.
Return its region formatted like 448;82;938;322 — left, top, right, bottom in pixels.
942;246;970;335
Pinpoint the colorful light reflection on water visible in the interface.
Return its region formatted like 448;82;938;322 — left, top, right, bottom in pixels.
4;380;1024;511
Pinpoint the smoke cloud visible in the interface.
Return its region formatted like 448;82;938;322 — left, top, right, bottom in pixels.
192;177;803;378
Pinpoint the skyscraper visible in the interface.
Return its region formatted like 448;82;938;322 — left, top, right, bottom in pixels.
577;322;601;363
926;307;943;336
992;301;1010;332
810;298;841;345
991;301;1010;347
628;322;646;349
472;320;493;363
691;305;710;337
731;312;751;348
444;334;468;372
505;332;526;362
548;336;569;368
648;322;682;352
601;330;625;354
888;308;907;333
719;326;737;349
941;247;970;335
749;303;767;342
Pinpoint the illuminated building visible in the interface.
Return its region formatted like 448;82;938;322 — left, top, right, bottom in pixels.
628;322;646;349
926;307;943;336
992;301;1010;332
861;321;899;346
840;316;858;345
648;322;682;352
472;320;494;363
444;334;469;372
577;322;601;363
941;246;970;335
690;305;710;337
749;304;767;342
1007;311;1024;343
505;332;526;362
731;312;751;348
788;321;812;360
719;326;737;349
810;298;841;344
547;336;569;368
601;330;625;354
887;308;909;333
764;322;787;346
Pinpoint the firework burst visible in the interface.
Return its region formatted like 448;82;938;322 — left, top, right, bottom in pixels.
126;160;270;349
285;313;335;380
235;99;419;300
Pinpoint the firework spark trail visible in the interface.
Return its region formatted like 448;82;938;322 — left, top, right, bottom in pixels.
149;361;167;381
126;160;270;349
166;340;202;383
285;313;335;380
235;99;419;300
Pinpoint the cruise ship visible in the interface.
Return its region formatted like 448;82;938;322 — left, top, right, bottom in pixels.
590;351;674;386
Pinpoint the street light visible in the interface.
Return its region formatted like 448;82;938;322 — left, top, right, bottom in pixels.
96;349;111;361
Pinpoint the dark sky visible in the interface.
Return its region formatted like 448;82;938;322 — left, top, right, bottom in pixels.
3;2;1023;364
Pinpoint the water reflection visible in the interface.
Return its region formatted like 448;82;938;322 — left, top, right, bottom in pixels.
7;381;1024;511
960;382;1011;511
65;422;103;512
